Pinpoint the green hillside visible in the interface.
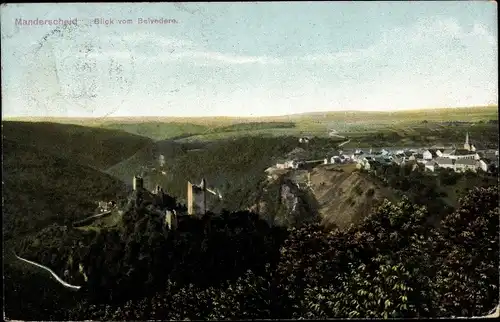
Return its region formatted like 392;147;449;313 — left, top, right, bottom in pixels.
3;139;129;240
2;121;153;169
101;121;297;141
102;122;209;141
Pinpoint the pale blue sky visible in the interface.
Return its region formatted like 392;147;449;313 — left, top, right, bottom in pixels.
1;2;497;117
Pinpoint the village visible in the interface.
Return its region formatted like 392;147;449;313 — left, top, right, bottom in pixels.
269;132;499;175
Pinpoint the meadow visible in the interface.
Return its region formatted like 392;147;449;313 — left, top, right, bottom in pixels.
6;106;497;145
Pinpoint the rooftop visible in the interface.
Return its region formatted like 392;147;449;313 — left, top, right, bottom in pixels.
455;159;478;166
435;157;453;165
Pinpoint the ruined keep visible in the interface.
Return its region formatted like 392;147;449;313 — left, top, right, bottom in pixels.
133;175;144;191
187;178;207;216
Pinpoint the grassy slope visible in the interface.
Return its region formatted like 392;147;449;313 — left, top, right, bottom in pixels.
5;106;496;144
102;122;209;141
2;121;153;169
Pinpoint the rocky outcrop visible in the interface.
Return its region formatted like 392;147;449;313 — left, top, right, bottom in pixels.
308;165;398;229
250;178;320;227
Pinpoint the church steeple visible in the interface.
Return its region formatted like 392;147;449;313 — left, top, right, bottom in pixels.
464;132;470;151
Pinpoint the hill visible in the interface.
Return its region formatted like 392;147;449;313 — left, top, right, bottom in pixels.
116;136;307;212
308;164;398;229
9;185;498;320
102;122;209;141
2;139;129;240
2;121;153;170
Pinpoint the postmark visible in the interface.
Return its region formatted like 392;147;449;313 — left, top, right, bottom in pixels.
24;19;135;118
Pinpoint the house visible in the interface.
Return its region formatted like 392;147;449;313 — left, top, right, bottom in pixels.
477;159;489;172
98;201;109;211
338;153;352;163
435;157;455;170
423;149;439;160
351;151;365;161
276;163;287;169
451;149;479;160
330;156;342;164
454;159;478;172
362;156;374;162
356;159;373;171
299;137;310;143
424;161;437;172
403;151;414;158
392;156;405;166
409;153;423;161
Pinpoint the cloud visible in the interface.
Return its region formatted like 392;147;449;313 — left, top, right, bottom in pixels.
157;50;284;65
299;17;496;65
73;32;284;66
67;17;496;69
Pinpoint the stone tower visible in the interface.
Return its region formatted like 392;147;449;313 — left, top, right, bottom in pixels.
187;179;207;216
133;176;144;191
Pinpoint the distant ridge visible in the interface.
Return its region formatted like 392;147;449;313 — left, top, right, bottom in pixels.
2;105;497;124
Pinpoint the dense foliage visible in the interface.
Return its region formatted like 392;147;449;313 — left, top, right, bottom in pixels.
3;139;129;240
209;122;296;133
8;186;498;320
150;136;301;211
365;162;497;225
2;121;152;169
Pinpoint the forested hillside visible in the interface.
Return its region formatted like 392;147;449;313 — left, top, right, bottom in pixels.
8;186;499;320
2;121;152;170
3;139;128;240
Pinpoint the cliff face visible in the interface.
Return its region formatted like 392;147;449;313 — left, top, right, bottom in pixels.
308;165;398;230
251;164;397;230
250;178;320;228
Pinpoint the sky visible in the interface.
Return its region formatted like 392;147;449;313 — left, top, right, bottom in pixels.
1;2;497;117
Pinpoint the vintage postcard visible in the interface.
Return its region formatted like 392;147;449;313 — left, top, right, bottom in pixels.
1;2;498;320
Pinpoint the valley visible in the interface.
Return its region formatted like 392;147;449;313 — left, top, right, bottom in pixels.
2;107;499;320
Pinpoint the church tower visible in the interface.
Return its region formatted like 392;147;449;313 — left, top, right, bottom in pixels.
464;132;470;151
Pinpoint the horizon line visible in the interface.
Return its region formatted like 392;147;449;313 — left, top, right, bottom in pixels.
2;105;498;120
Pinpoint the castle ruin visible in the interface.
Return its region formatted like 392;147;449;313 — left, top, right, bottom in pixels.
187;178;207;216
133;175;144;191
165;209;178;230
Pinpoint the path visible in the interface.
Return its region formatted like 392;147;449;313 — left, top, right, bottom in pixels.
338;139;351;147
72;210;112;226
14;253;82;290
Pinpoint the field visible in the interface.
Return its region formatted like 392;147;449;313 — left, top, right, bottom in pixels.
5;106;497;145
